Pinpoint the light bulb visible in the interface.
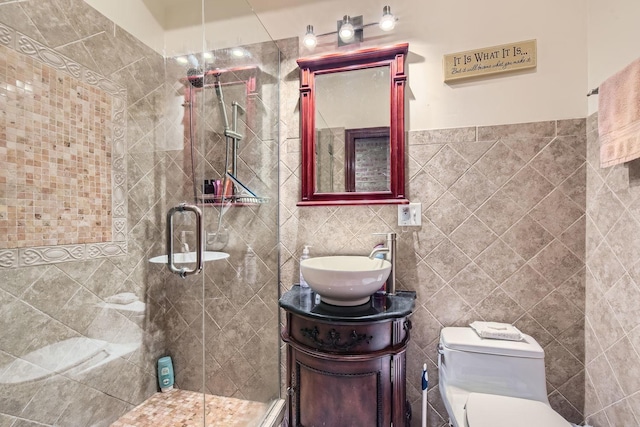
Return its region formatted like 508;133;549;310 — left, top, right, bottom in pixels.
303;25;317;48
379;6;396;31
176;56;189;65
339;15;355;41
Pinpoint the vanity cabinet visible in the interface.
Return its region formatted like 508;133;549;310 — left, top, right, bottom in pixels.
280;288;415;427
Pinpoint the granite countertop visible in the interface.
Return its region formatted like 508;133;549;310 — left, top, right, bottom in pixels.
279;286;416;322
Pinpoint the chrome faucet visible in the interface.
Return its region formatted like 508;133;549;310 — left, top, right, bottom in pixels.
369;232;397;295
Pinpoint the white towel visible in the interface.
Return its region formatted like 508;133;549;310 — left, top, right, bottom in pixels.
599;57;640;168
470;321;524;341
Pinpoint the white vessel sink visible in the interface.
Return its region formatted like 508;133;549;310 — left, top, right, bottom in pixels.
148;251;229;264
300;255;392;306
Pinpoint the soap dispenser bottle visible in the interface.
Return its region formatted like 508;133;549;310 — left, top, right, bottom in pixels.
299;245;311;288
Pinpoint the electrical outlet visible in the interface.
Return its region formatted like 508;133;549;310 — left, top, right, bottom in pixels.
398;203;421;226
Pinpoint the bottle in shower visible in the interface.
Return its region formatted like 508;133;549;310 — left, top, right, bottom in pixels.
157;356;174;392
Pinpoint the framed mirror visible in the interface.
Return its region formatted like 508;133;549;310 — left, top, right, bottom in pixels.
297;43;409;206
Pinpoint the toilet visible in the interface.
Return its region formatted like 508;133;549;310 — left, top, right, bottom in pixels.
438;326;570;427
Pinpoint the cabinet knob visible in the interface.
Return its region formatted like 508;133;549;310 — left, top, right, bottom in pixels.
286;386;296;396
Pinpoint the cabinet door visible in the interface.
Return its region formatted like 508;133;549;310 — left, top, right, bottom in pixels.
291;349;391;427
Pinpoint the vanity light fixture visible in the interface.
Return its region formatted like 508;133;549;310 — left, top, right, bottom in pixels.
338;15;355;42
302;6;397;49
379;6;396;31
303;25;317;48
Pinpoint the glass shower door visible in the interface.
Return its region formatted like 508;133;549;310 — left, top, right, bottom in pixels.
160;0;283;424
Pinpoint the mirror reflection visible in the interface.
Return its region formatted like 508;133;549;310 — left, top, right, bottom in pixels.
297;43;408;206
315;67;391;193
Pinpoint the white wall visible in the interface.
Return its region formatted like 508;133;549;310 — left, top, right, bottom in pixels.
85;0;589;130
587;0;640;115
83;0;165;53
254;0;588;129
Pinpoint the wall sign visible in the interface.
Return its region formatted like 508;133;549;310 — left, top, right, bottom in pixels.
443;39;537;82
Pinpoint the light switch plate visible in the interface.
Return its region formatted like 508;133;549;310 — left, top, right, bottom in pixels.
398;203;421;226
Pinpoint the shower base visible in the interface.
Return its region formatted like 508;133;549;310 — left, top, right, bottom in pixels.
111;389;271;427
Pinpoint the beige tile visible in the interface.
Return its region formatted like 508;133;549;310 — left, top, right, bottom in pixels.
530;136;586;186
426;192;472;235
584;320;603;363
529;240;583;288
557;369;585;414
604;398;640;427
559;164;587;208
475;240;525;284
501;264;554;310
606;210;640;270
474;141;525;187
589;189;625;236
474;190;525;235
530;189;585;238
545;340;583;389
409;169;447;209
409;127;476;144
557;118;587;137
501;215;554;260
448;166;497;211
502;165;555;211
450;140;495;164
530;291;583;337
410;219;446;259
628;392;640;425
408;305;444;350
586;354;624;407
400;261;447;304
559;215;586;261
548;389;582;425
502;136;553;163
478;121;556;140
588;240;627;292
608;337;640;395
605;274;640;333
425;285;472;325
425;145;470;188
424;240;470;282
449;215;497;259
474;288;524;324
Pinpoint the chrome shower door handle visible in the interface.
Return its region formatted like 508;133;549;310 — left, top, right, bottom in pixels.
166;203;204;278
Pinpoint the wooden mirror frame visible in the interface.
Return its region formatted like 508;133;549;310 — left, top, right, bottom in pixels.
297;43;409;206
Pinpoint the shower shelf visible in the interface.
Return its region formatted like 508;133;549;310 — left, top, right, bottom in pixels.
197;195;269;206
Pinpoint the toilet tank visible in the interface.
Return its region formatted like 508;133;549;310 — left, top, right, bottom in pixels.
438;327;549;404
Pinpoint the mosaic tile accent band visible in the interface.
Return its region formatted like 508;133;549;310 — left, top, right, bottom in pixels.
0;23;127;268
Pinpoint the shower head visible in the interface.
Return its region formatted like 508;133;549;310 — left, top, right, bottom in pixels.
187;68;203;88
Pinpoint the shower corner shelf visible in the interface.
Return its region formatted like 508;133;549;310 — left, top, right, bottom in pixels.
197;195;270;206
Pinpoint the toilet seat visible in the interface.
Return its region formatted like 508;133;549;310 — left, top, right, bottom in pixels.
465;393;570;427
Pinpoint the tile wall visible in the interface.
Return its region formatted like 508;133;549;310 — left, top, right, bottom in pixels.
584;113;640;426
279;41;587;426
0;43;113;249
0;1;283;425
0;0;169;425
159;41;282;403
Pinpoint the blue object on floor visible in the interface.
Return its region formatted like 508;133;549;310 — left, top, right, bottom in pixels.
157;356;174;392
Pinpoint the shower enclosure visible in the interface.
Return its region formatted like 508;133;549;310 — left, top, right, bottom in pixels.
0;0;282;425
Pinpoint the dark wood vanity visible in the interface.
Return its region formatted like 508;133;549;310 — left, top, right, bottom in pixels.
280;287;415;427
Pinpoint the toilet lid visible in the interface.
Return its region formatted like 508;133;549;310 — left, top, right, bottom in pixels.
465;393;570;427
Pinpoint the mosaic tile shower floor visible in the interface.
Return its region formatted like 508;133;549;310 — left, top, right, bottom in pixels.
111;389;269;427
